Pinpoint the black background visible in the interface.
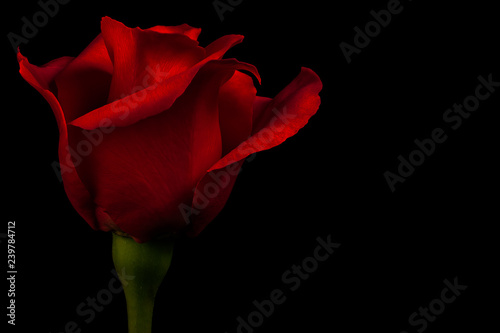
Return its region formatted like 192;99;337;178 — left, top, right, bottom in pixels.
2;0;499;332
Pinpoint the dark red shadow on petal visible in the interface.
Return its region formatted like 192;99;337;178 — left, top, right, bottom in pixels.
218;70;256;155
54;35;113;124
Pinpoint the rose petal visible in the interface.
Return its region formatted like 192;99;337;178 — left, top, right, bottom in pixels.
17;51;73;90
147;23;202;41
17;52;99;230
205;34;244;59
218;70;256;155
70;35;257;130
209;67;322;172
100;16;206;102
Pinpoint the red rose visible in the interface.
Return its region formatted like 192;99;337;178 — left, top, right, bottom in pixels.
17;17;322;242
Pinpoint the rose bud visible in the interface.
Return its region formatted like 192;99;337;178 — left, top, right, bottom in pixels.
17;17;322;243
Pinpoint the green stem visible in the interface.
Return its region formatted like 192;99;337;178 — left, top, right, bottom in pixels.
112;233;174;333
